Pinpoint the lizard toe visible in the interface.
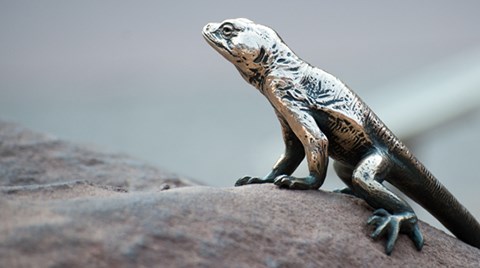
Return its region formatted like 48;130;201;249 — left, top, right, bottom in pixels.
409;222;424;251
366;209;421;255
235;176;251;186
235;176;265;186
369;217;390;239
273;175;318;190
333;187;355;195
273;175;293;188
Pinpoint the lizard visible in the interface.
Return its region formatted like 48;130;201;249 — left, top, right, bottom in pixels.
202;18;480;255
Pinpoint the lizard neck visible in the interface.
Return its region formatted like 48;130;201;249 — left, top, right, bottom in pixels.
242;42;307;92
269;42;305;72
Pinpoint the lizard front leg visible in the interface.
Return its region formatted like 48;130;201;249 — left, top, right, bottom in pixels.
235;110;305;186
351;153;423;255
270;104;328;190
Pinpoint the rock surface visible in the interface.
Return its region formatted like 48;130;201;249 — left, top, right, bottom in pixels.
0;120;198;191
1;120;479;267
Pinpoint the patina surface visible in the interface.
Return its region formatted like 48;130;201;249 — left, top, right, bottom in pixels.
203;18;480;255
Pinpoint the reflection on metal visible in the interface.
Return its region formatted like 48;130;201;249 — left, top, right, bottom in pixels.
203;18;480;254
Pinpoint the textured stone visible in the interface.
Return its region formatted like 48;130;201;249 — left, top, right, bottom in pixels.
0;120;198;191
1;121;479;267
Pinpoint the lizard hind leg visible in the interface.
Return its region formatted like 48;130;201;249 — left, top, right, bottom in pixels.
351;153;424;255
332;161;356;195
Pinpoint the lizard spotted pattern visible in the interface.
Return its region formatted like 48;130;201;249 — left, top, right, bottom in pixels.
202;18;480;255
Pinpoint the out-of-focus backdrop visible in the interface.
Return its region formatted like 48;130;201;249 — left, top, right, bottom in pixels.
1;1;479;232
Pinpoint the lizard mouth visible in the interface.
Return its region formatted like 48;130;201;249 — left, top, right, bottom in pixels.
202;31;215;45
202;24;217;44
202;28;222;48
202;31;235;58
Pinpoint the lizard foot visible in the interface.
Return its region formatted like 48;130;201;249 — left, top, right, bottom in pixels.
235;176;272;186
367;209;424;255
273;175;320;190
333;187;355;196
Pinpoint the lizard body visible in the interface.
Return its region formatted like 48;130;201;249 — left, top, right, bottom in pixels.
202;18;480;254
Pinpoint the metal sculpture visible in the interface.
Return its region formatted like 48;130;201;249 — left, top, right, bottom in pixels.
202;18;480;255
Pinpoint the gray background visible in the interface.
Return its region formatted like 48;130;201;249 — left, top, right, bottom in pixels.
1;1;480;232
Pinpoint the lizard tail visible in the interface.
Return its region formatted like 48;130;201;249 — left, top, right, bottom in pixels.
422;182;480;249
393;156;480;249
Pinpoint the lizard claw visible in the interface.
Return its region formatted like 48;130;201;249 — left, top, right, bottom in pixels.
273;175;319;190
367;209;424;255
235;176;270;186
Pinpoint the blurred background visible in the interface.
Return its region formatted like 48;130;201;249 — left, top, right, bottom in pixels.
1;1;479;232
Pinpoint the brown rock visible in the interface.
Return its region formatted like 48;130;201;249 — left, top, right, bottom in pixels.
1;121;479;267
0;120;199;191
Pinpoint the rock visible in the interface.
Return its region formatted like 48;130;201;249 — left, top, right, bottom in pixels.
0;120;199;191
1;121;479;267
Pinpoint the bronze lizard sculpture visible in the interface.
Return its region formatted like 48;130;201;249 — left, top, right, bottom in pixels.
202;18;480;255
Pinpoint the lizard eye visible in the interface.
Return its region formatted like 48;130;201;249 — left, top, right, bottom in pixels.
221;23;234;38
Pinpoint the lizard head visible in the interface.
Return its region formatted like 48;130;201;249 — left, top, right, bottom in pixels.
202;18;289;88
